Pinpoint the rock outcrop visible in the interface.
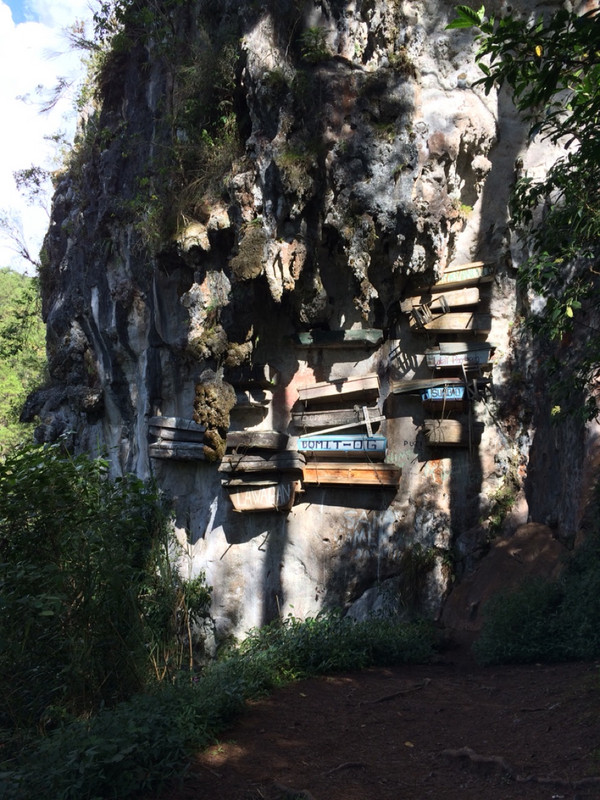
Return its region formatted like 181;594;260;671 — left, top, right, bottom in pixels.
26;0;599;642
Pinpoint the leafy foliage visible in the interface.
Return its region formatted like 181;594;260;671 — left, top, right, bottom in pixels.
0;442;210;733
1;612;435;799
474;483;600;664
0;269;46;454
448;6;600;418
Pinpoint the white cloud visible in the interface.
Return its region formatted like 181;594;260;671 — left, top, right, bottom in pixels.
0;0;94;272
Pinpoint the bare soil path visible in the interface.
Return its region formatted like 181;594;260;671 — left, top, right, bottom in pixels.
155;647;600;800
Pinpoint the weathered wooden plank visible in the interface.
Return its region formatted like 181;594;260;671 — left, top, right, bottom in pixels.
302;462;401;486
298;434;386;459
218;452;306;474
297;374;380;404
423;418;485;446
292;329;384;348
225;430;290;451
443;260;486;274
437;341;496;354
409;312;492;334
400;287;480;314
149;442;206;461
223;479;301;513
149;416;205;433
224;363;279;387
292;404;381;431
391;377;463;395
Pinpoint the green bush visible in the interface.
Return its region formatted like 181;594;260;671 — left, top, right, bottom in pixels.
0;442;210;732
474;492;600;664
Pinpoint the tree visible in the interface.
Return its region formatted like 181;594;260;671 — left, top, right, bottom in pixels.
0;268;46;454
448;5;600;418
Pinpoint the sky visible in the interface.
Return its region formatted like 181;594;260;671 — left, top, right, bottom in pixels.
0;0;95;273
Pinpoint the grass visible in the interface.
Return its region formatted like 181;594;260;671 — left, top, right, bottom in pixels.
0;613;436;799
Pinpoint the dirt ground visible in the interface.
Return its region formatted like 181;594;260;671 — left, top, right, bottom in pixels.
154;526;600;800
155;645;600;800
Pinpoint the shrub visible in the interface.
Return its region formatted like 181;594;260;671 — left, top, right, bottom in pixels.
474;483;600;664
0;442;210;732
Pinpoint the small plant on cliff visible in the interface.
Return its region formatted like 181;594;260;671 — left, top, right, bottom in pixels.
299;26;331;63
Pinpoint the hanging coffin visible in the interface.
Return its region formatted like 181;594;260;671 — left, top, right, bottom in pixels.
221;476;301;513
425;342;496;369
400;286;480;314
409;312;492;334
423;418;485;447
296;374;380;405
225;430;290;451
291;329;384;349
218;451;305;474
292;403;381;431
297;433;387;459
302;461;401;486
428;262;494;291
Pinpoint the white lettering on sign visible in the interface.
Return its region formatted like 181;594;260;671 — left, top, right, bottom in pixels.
298;435;387;453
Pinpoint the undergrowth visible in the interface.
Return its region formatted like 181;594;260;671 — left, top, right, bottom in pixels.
1;614;435;799
474;481;600;664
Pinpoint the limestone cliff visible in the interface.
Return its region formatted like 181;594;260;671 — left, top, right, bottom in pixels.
25;0;600;643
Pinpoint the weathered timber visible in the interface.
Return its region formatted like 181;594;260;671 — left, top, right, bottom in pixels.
218;452;306;474
302;462;401;486
224;363;279;387
149;416;205;433
149;442;206;461
292;329;384;348
222;478;301;513
425;343;495;369
423;418;485;447
298;434;387;459
292;404;381;431
409;312;492;334
296;374;380;405
391;377;463;395
400;287;480;314
225;430;290;451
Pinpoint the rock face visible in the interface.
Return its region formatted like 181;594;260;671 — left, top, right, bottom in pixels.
27;0;599;641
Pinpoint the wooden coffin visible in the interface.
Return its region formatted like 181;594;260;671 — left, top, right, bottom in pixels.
292;329;384;349
218;452;305;474
149;442;207;461
302;462;401;487
296;374;380;405
400;286;480;314
233;389;273;409
224;363;278;388
421;384;467;412
297;434;387;459
423;418;485;447
409;312;492;334
222;477;301;512
225;430;290;451
149;416;205;442
428;262;494;292
292;404;381;431
425;342;495;369
391;377;463;395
